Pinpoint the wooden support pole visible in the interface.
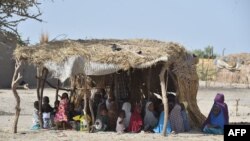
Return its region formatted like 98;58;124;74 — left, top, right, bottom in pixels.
38;68;48;128
55;79;60;102
36;67;41;101
89;98;95;125
84;77;88;115
11;60;23;133
159;64;169;136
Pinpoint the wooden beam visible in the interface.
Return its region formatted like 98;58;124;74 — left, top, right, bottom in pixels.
35;76;71;92
159;64;169;136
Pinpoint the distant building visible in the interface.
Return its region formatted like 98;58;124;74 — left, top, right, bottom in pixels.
0;31;16;88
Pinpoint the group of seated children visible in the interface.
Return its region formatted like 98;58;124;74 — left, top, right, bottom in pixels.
31;91;229;135
91;93;191;134
31;93;71;130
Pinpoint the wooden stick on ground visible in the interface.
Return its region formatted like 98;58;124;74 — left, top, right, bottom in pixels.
11;59;23;133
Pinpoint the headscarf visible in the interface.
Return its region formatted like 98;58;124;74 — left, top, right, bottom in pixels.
144;101;158;129
122;102;131;128
128;104;143;132
202;93;229;129
169;103;184;133
214;93;229;124
153;111;172;134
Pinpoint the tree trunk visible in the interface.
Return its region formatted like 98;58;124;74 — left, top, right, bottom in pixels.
159;64;168;136
11;60;22;133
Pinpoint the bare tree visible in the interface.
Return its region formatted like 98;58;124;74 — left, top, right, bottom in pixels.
0;0;42;38
11;59;23;133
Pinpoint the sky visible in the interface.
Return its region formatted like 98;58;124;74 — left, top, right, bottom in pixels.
18;0;250;55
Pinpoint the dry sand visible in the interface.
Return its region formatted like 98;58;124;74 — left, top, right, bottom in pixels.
0;87;249;141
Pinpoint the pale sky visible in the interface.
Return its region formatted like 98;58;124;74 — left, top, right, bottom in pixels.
18;0;250;55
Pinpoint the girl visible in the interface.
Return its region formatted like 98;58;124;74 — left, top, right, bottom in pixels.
153;104;172;134
202;93;229;134
169;102;185;133
144;101;158;132
122;102;132;129
42;96;53;129
31;101;40;130
116;110;126;133
128;104;143;133
54;93;69;129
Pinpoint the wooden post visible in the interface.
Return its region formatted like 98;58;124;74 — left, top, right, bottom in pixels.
11;60;23;133
38;68;48;128
89;98;95;125
84;77;88;115
36;67;41;101
55;79;60;102
159;64;168;136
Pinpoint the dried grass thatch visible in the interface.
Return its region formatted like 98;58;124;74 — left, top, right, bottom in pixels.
14;39;186;70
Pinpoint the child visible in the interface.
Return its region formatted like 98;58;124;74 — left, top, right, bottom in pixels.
153;104;172;134
116;110;126;133
42;96;53;129
121;102;132;129
202;93;229;135
108;101;118;131
93;108;109;132
180;102;190;132
169;102;185;133
54;93;69;129
128;104;143;133
51;100;60;127
144;101;158;132
31;101;40;130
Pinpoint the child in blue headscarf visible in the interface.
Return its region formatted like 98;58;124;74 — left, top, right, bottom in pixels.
153;104;171;134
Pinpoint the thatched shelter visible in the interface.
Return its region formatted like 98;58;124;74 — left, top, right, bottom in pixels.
12;39;205;135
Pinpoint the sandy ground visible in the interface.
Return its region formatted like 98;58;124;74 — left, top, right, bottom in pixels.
0;87;249;141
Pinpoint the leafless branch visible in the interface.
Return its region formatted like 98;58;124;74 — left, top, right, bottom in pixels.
0;0;43;38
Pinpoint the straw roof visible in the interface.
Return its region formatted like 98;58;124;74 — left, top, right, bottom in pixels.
14;39;186;70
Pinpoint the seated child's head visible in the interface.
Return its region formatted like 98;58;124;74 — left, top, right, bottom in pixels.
43;96;50;104
62;93;69;100
135;104;142;114
119;110;125;118
100;108;108;116
212;104;221;117
34;101;39;110
148;102;154;112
